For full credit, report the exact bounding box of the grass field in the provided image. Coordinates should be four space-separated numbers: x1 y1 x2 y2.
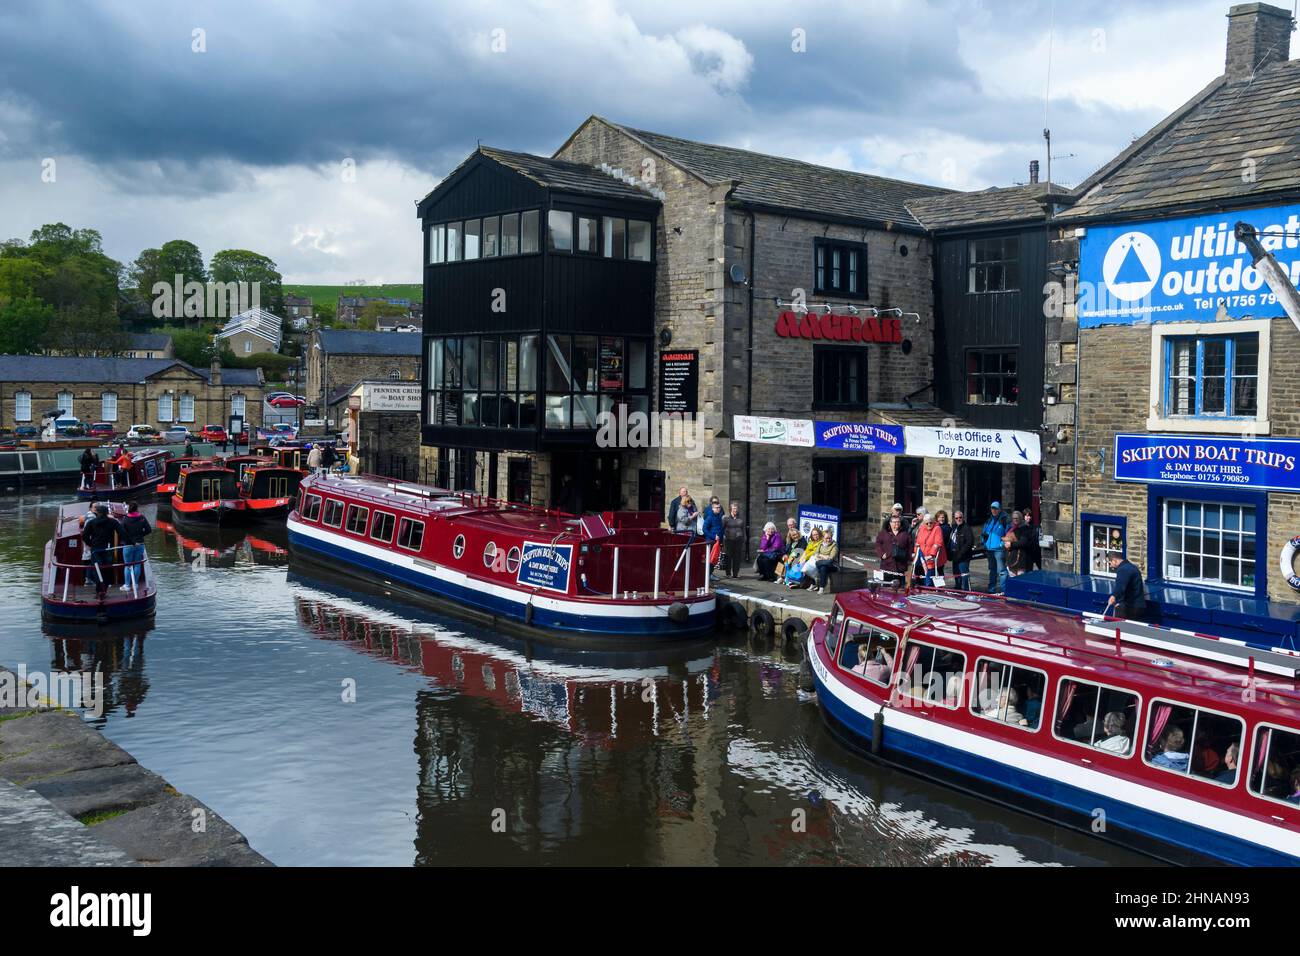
284 283 422 310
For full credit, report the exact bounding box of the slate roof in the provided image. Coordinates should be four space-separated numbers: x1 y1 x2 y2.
127 332 172 351
0 356 261 386
1067 58 1300 221
317 330 422 356
591 118 952 229
906 183 1071 232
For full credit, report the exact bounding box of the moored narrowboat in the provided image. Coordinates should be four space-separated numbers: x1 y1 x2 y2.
158 455 204 496
171 463 244 523
42 502 155 623
807 584 1300 866
240 464 305 521
76 449 171 501
286 474 715 641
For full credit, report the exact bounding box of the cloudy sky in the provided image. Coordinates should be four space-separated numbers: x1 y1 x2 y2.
0 0 1240 284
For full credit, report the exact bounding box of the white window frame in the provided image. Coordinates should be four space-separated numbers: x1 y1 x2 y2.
370 511 396 543
344 504 369 535
896 639 968 710
398 518 425 552
1247 721 1300 809
1049 675 1141 759
231 394 245 418
1088 522 1124 578
57 391 74 417
969 656 1050 734
158 392 174 422
14 391 31 422
1162 499 1256 592
100 391 118 422
836 621 896 689
301 493 322 522
179 392 195 423
321 498 344 528
1142 696 1245 789
1147 319 1271 435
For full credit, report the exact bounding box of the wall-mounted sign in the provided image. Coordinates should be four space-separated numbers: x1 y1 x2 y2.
1114 433 1300 493
360 382 420 412
815 421 904 453
733 415 815 447
516 542 573 593
658 350 699 414
767 480 797 503
599 339 624 391
798 504 841 543
1078 204 1300 326
775 310 902 343
903 426 1041 465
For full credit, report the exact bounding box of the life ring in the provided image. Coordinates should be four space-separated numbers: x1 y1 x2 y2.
720 601 748 631
781 617 809 646
750 607 775 637
1281 535 1300 592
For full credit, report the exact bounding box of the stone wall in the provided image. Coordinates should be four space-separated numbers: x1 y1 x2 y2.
0 371 263 430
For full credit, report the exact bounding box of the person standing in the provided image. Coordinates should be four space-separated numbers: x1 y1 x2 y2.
981 502 1010 593
666 486 688 531
702 499 725 572
81 503 124 598
914 512 947 587
881 502 904 534
119 499 152 592
1105 552 1147 621
722 502 745 579
875 513 912 584
934 509 952 580
1005 510 1031 577
79 448 98 491
949 510 975 590
321 443 338 474
307 443 323 476
755 521 783 581
674 494 699 534
183 438 195 457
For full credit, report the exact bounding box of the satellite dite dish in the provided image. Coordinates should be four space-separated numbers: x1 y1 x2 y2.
729 263 748 285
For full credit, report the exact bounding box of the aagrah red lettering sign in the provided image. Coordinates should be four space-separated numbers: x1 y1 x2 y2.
774 310 902 344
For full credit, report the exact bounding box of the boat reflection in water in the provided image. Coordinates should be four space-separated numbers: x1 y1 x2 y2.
41 618 153 723
153 517 289 568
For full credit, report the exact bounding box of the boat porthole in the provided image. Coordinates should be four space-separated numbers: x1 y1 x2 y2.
506 547 521 574
452 534 465 559
483 541 497 568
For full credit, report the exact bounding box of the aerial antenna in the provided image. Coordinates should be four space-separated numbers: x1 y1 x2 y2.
1043 0 1056 185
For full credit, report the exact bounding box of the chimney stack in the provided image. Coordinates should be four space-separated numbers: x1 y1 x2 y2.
1226 2 1294 81
210 357 222 387
1029 160 1040 185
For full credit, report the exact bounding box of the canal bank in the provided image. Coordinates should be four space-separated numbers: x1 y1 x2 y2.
0 665 270 866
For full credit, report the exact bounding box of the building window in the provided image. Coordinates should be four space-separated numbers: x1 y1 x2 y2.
446 221 462 262
463 218 481 260
426 333 547 429
812 346 867 408
14 391 31 422
813 457 870 519
1163 500 1256 591
602 217 626 258
1087 520 1125 577
101 392 117 422
521 210 539 254
57 391 74 417
179 392 195 422
576 216 597 254
158 392 173 422
428 224 445 264
813 240 866 297
1164 333 1257 418
965 349 1018 405
482 216 499 257
968 236 1019 293
548 210 573 252
244 339 252 353
231 394 245 418
627 220 652 261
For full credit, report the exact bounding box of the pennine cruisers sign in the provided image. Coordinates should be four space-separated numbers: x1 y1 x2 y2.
1114 433 1300 493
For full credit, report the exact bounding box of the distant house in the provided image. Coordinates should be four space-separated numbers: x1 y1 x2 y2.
283 294 314 322
306 329 421 406
216 307 283 356
122 332 174 359
336 294 420 327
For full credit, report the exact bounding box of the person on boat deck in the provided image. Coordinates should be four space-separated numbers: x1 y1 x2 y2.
82 503 125 599
307 443 323 476
853 643 894 683
1095 711 1132 754
874 514 912 582
948 510 975 590
722 502 745 579
981 686 1025 725
755 522 783 581
79 448 98 490
914 512 946 587
111 448 133 481
120 499 152 592
1105 551 1148 621
813 528 839 594
320 443 338 474
1213 742 1240 783
981 502 1011 594
1151 727 1191 770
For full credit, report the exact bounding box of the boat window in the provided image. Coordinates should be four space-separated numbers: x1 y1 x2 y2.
452 534 466 559
345 505 369 535
398 518 425 551
971 658 1047 732
370 512 395 543
322 499 344 528
1143 699 1244 786
897 640 967 709
1052 678 1139 758
301 493 322 522
824 606 843 658
838 621 898 688
1247 724 1300 807
483 541 498 568
506 546 521 574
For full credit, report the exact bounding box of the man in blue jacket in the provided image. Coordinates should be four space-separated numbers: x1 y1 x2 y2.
1105 552 1147 621
702 498 725 574
982 501 1010 593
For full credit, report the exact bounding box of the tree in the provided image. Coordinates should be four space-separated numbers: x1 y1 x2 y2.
43 304 127 356
163 326 219 367
210 249 282 315
1 223 121 317
158 240 206 285
313 301 336 326
358 301 407 331
0 296 53 354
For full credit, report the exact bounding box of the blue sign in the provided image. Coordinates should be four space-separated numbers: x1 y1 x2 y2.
1114 433 1300 493
516 542 574 593
1078 204 1300 326
814 421 904 453
797 505 841 543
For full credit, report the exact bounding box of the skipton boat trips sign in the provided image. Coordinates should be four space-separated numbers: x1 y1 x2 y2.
814 421 904 453
1077 203 1300 326
1114 433 1300 493
904 426 1042 465
516 542 574 593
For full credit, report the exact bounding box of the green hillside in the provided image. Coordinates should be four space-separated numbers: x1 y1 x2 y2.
285 283 422 309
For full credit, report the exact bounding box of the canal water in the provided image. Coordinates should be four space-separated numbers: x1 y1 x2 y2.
0 490 1147 866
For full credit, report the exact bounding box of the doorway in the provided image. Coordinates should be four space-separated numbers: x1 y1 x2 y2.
552 450 622 514
964 463 1003 523
638 468 665 517
507 458 531 505
893 457 923 516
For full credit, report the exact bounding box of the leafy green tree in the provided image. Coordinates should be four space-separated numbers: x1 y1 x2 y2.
162 325 219 367
43 304 127 356
0 223 121 316
158 240 206 285
0 296 53 354
358 301 407 331
210 249 282 315
313 301 336 326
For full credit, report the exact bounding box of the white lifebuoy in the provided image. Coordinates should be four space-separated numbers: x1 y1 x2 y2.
1281 535 1300 592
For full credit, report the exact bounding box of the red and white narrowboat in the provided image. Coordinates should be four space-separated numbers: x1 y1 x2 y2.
239 463 305 521
171 462 245 523
76 449 171 501
42 502 155 623
806 584 1300 865
287 474 716 640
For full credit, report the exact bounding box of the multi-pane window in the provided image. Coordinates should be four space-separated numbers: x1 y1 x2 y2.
1163 500 1256 590
1248 725 1300 806
813 240 866 297
896 641 968 709
542 333 651 429
1165 333 1258 418
431 209 643 262
179 392 195 422
322 499 344 528
427 334 542 430
971 658 1047 731
13 391 31 422
345 505 369 535
158 392 174 422
968 236 1019 293
966 349 1018 405
231 394 245 419
100 392 117 422
300 493 321 521
813 458 870 519
397 517 424 551
57 391 74 417
1052 678 1138 757
370 511 396 543
1088 521 1125 577
813 346 867 407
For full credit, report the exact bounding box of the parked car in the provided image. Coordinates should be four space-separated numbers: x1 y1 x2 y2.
14 425 39 439
87 422 116 439
199 424 228 443
161 425 192 443
54 417 85 437
268 394 306 409
126 424 160 441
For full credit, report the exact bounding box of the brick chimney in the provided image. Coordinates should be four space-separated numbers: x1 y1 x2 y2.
1029 160 1040 185
1226 2 1294 80
209 357 222 387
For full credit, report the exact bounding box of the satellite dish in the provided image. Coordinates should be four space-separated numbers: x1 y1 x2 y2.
729 264 748 285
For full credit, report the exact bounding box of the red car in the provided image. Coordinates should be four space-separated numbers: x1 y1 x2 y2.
199 424 228 443
87 422 116 439
267 395 306 409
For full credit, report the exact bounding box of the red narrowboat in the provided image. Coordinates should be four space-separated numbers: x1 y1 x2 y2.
806 583 1300 865
286 474 716 640
171 463 245 523
42 502 155 623
239 464 306 521
76 449 171 501
158 455 204 496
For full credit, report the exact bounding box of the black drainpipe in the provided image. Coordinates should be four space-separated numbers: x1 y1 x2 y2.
744 208 756 560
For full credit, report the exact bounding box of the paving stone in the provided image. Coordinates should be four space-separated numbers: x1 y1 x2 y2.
0 778 134 867
0 711 135 785
28 763 169 819
90 794 271 866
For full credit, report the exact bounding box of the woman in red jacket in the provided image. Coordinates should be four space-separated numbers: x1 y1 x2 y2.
914 511 947 587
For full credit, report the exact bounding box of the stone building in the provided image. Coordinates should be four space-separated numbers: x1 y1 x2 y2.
306 329 422 410
216 307 283 356
122 333 173 359
0 356 265 430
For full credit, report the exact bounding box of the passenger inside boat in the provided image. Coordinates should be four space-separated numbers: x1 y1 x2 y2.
1095 711 1132 754
1150 727 1190 771
974 662 1044 728
1145 703 1244 784
1251 727 1300 800
840 623 896 687
1052 679 1139 755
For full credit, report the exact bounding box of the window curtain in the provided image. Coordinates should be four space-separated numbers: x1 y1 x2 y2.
1054 682 1078 733
1147 703 1172 757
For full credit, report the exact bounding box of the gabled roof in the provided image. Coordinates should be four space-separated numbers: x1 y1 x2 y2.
906 183 1071 232
0 356 260 387
216 307 283 348
126 332 172 352
316 329 423 357
575 117 953 230
1066 59 1300 221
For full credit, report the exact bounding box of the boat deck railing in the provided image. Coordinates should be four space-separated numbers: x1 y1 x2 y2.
43 543 154 604
857 585 1300 709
